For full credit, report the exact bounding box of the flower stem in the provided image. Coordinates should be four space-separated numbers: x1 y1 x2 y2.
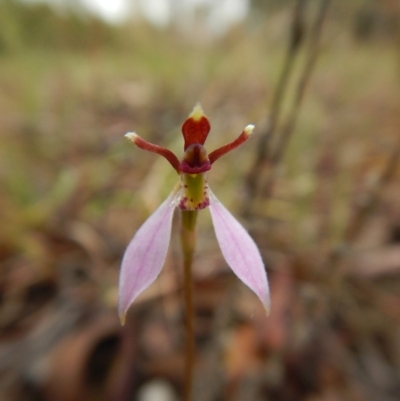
180 210 197 401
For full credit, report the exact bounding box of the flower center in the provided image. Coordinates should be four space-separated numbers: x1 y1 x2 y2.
179 144 211 174
176 172 210 211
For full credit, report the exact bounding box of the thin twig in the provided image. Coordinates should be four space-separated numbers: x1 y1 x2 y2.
271 0 331 164
260 0 332 198
244 0 331 214
244 0 308 208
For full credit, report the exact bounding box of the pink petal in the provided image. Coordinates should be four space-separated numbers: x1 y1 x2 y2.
209 194 270 313
118 194 176 324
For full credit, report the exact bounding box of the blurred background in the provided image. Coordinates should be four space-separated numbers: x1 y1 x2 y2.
1 0 400 400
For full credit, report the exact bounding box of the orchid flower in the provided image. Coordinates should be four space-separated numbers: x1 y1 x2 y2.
119 104 270 324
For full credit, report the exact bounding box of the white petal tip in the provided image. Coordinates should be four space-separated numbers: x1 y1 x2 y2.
244 124 255 136
119 313 126 326
125 132 138 142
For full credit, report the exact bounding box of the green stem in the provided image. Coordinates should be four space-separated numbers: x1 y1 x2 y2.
180 210 197 401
